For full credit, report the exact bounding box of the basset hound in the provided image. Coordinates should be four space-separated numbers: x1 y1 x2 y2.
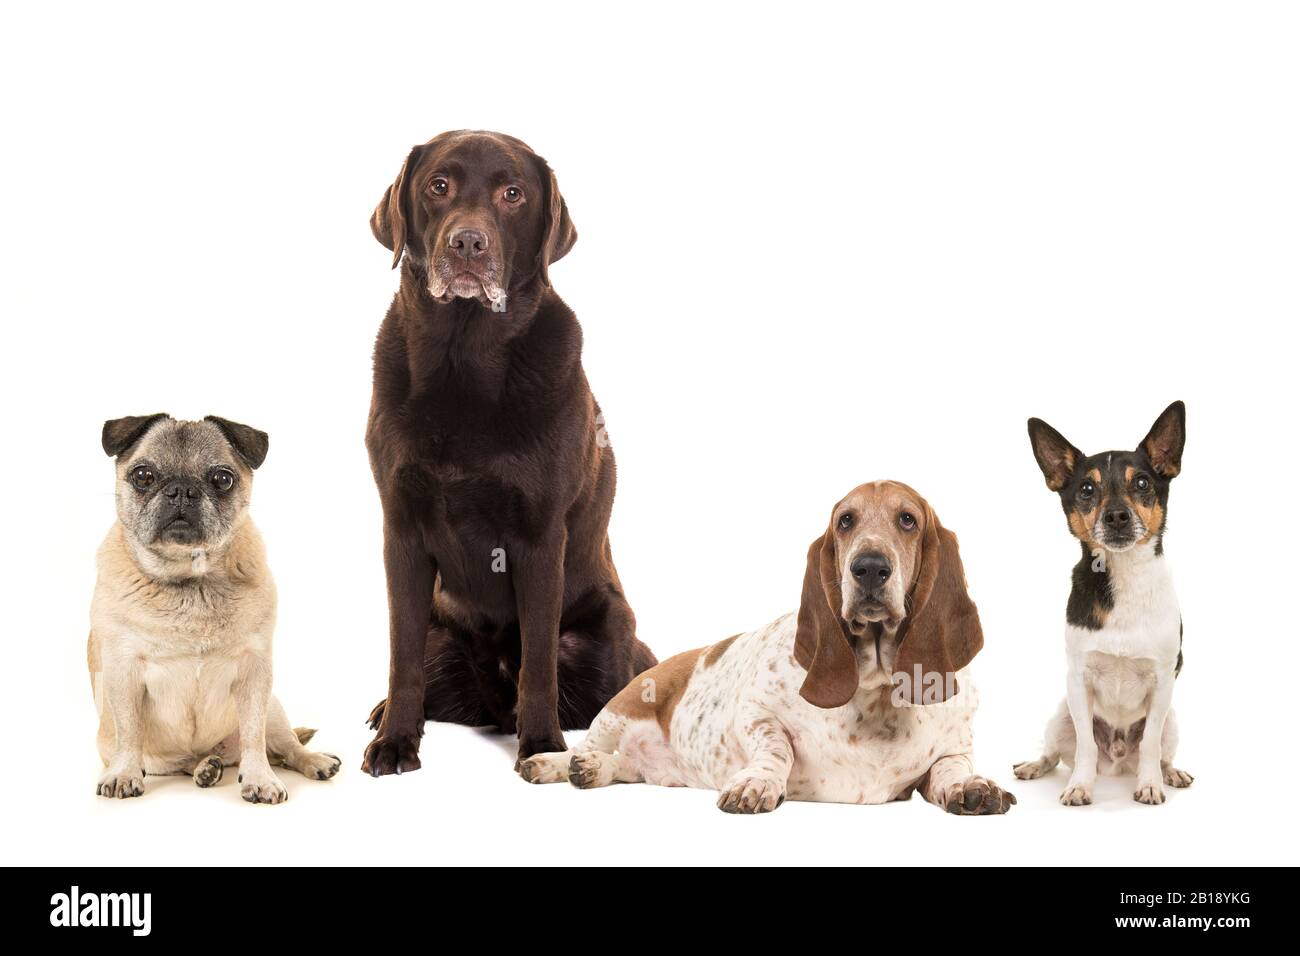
519 481 1016 814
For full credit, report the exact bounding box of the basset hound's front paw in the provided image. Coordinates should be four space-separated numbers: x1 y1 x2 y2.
1163 765 1194 788
1134 780 1166 805
944 775 1016 815
717 772 786 814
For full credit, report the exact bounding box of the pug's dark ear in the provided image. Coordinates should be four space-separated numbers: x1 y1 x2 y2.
102 414 169 458
536 158 577 287
371 145 424 270
204 416 269 470
1028 417 1083 491
793 531 858 709
1141 400 1186 479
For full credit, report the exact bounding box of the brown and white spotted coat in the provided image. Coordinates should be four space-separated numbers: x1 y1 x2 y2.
519 482 1015 815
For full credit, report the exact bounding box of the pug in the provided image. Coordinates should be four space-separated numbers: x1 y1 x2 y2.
89 414 341 803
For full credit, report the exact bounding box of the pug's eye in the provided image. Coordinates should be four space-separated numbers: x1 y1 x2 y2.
130 466 154 491
1079 480 1095 499
211 469 235 493
898 512 917 531
428 177 449 197
1134 474 1151 492
836 513 855 532
502 186 523 204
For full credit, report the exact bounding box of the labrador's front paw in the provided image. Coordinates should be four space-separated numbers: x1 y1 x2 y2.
96 766 144 799
945 775 1016 815
292 751 341 781
362 732 422 777
239 766 288 805
717 772 786 814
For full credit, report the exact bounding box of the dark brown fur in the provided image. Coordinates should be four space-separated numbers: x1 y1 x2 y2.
361 131 656 775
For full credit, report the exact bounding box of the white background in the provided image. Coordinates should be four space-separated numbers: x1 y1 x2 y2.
2 1 1297 866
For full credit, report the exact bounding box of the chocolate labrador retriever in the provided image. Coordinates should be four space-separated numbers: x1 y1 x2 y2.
362 130 656 775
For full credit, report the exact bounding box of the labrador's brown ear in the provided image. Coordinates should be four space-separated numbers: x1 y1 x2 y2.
1028 417 1082 491
893 504 983 704
536 159 576 287
204 416 269 470
1140 400 1186 479
102 413 169 458
794 532 858 709
370 145 424 269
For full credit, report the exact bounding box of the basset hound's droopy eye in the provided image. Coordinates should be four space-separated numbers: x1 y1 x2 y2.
836 513 855 533
898 511 917 531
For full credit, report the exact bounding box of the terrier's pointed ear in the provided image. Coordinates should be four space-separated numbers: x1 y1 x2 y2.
102 414 169 458
204 416 269 470
536 158 576 288
371 145 424 270
1141 401 1186 479
1028 417 1083 491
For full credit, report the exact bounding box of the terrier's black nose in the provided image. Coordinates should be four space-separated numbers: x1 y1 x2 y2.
1103 508 1132 527
448 228 489 259
850 552 891 585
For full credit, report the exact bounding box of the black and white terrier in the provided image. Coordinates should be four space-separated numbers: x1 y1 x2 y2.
1014 401 1193 806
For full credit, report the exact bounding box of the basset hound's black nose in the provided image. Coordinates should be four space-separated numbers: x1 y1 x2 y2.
850 552 891 585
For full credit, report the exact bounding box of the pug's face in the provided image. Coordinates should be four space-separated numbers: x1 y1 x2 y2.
103 414 268 560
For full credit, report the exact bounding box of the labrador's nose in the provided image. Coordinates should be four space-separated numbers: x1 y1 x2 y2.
850 552 891 586
448 228 489 260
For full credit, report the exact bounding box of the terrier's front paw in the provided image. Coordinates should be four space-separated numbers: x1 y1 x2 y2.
239 767 288 805
1134 780 1166 805
96 767 144 799
1163 765 1194 788
1060 781 1093 806
1013 758 1055 780
944 775 1017 815
193 755 224 788
362 732 421 777
717 773 786 814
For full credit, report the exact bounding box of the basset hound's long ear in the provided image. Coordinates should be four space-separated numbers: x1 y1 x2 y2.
893 503 983 704
370 145 424 270
794 531 859 709
101 413 169 458
536 157 576 288
1028 417 1082 491
1140 400 1185 479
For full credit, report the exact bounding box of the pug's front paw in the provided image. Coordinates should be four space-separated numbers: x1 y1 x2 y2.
239 766 288 805
96 767 144 799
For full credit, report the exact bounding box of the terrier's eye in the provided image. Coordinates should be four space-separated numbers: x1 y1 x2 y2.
836 513 855 532
898 512 917 531
428 177 449 196
130 466 154 491
503 186 523 204
1134 474 1151 492
211 469 235 493
1079 480 1095 499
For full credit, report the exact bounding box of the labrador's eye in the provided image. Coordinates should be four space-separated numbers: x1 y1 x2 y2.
837 513 855 532
211 469 235 493
898 512 917 531
503 186 523 204
130 466 154 491
428 177 449 196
